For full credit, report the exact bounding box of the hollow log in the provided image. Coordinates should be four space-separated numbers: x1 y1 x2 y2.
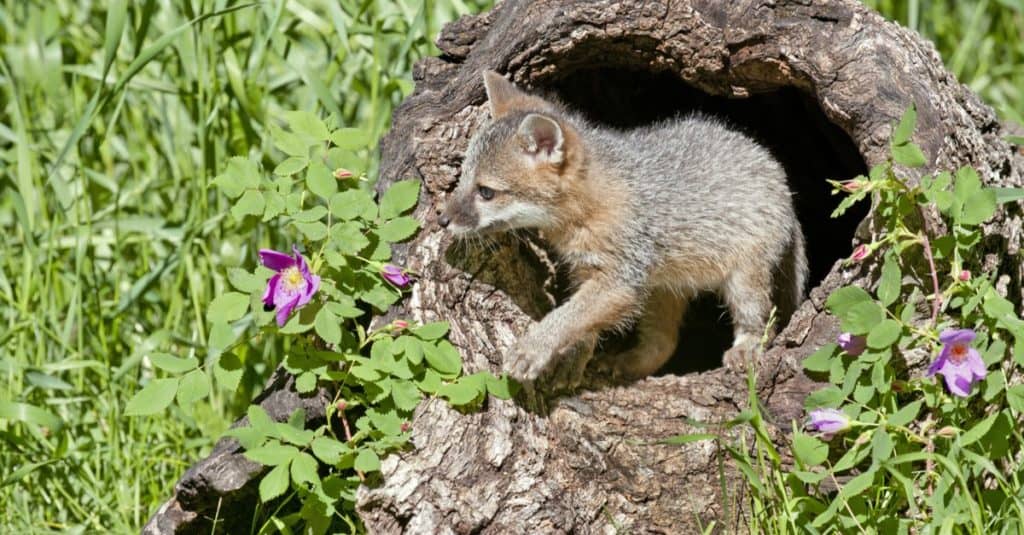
146 0 1024 533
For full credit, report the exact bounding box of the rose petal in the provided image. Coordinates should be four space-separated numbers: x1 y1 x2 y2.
297 275 321 308
276 294 302 327
263 273 282 306
260 249 295 270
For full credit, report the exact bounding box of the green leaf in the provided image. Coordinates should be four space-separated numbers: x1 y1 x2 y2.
359 285 400 312
124 378 179 416
271 123 310 157
892 142 926 167
390 380 422 411
422 341 462 377
887 399 922 427
892 105 916 146
793 432 828 466
290 452 320 486
259 463 290 502
485 373 518 400
228 268 265 293
993 187 1024 204
274 156 308 176
284 111 330 141
353 449 380 473
0 401 62 430
392 335 423 365
306 161 336 199
263 190 285 222
329 221 370 255
412 321 449 341
377 216 419 243
214 157 260 198
803 343 837 374
959 189 997 226
295 371 317 394
867 319 901 349
311 437 350 465
379 180 421 219
277 421 315 447
871 428 894 464
804 386 844 410
231 190 265 220
330 127 372 150
214 352 244 392
877 255 901 306
245 444 300 466
247 405 277 437
149 353 198 373
660 433 717 445
1006 385 1024 413
841 301 884 335
176 369 210 405
329 189 375 220
292 206 328 223
314 308 341 345
957 412 998 447
207 292 250 323
826 286 873 318
294 221 328 241
438 379 483 406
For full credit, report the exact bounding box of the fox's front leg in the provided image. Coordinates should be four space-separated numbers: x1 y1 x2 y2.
509 278 639 382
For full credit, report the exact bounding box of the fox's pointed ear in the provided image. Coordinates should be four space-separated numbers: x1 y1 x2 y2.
483 70 523 119
517 113 564 166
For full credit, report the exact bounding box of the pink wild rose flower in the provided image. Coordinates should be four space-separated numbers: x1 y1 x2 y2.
260 246 321 327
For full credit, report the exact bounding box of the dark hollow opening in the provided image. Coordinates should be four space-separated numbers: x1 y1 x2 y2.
542 68 869 375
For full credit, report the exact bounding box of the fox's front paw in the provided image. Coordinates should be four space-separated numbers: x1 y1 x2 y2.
722 334 761 372
507 336 556 382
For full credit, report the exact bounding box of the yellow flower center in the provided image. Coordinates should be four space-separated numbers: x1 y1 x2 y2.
282 266 305 291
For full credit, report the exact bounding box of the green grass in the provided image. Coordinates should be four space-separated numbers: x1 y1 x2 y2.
0 0 1018 532
0 1 490 530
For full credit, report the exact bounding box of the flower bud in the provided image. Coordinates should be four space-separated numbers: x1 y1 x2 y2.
392 320 409 331
333 168 353 179
936 426 958 439
400 421 411 433
841 180 861 192
851 244 870 262
958 270 971 282
336 400 347 412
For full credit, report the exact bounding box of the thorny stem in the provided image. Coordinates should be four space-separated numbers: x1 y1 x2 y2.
917 206 942 326
338 409 365 482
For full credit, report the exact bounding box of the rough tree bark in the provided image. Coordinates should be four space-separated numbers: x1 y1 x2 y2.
146 0 1024 533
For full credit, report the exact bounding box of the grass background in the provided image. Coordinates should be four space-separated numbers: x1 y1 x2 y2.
0 0 1019 531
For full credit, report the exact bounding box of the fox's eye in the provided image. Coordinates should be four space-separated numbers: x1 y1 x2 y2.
477 185 495 201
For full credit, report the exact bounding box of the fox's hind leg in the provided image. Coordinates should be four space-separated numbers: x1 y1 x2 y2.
721 263 773 370
615 288 687 378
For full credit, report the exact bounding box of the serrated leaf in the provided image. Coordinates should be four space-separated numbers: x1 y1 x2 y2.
959 189 997 226
892 106 917 146
314 308 341 345
353 449 380 473
149 353 198 373
277 421 315 447
390 380 422 411
207 292 250 323
793 432 828 466
841 301 884 335
292 206 328 223
803 343 837 374
360 285 400 311
804 386 844 410
263 190 285 221
176 369 210 405
214 157 260 198
330 127 372 150
228 268 265 293
247 405 277 437
892 142 926 167
379 180 421 219
306 161 336 199
826 286 873 317
295 371 317 393
485 373 518 400
377 216 419 243
245 444 300 466
867 319 901 349
877 255 901 306
124 378 179 416
412 321 449 341
274 156 308 176
994 187 1024 204
231 190 265 220
871 428 894 464
392 335 423 365
290 452 320 486
329 189 375 220
887 399 922 427
271 123 310 157
422 341 462 377
284 110 330 141
330 221 370 255
258 463 290 502
214 352 244 392
294 221 328 241
311 437 350 465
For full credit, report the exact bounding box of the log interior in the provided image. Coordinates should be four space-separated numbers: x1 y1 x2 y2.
538 67 869 373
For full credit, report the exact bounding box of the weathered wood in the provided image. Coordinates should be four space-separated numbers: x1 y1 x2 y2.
146 0 1024 532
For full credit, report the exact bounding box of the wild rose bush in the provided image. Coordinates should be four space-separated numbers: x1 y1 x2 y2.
125 111 513 530
679 108 1024 532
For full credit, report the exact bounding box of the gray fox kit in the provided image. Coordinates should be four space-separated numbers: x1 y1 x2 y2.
440 71 807 381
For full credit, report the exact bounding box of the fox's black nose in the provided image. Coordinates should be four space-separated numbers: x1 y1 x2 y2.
438 214 450 228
